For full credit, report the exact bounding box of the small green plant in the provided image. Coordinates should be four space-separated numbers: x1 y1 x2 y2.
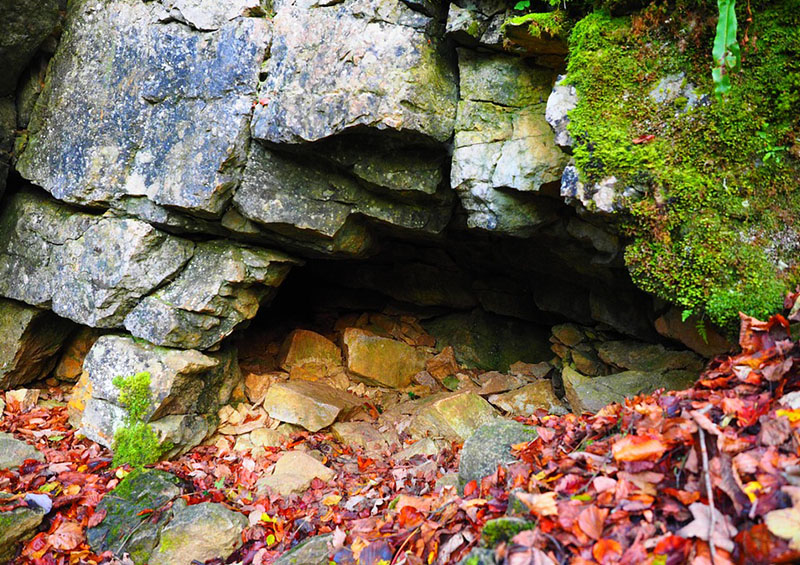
712 0 741 97
112 371 166 469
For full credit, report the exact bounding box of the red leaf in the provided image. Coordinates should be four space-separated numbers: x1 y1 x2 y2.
632 134 655 144
578 505 608 540
592 538 622 564
612 434 667 462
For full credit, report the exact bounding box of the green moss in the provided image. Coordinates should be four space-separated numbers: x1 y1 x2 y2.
565 3 800 332
506 10 573 40
480 517 536 546
112 372 170 468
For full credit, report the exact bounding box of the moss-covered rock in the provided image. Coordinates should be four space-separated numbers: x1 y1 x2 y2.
273 533 333 565
481 517 536 546
0 493 46 562
458 419 536 490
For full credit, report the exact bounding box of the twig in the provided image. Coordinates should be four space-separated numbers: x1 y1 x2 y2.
694 406 717 565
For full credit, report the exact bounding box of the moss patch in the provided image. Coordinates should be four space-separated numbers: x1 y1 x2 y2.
565 2 800 331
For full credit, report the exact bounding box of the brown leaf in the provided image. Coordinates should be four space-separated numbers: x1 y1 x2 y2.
675 502 736 552
515 492 558 517
48 521 84 551
577 505 608 540
612 434 667 462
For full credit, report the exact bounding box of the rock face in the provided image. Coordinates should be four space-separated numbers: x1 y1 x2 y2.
69 335 238 452
0 0 59 96
0 493 46 563
0 298 74 389
17 0 269 216
251 0 457 144
0 190 294 349
451 50 568 236
458 420 536 489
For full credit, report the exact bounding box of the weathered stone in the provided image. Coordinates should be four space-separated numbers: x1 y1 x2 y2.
0 432 44 470
54 327 104 382
648 73 705 112
249 427 287 448
0 190 195 328
566 217 619 255
70 335 238 451
408 391 497 442
423 309 551 372
426 346 460 380
0 396 5 422
331 422 389 456
5 389 39 412
482 517 535 546
150 414 214 459
343 328 430 388
280 330 342 376
551 323 584 347
262 380 361 432
17 0 269 216
654 307 733 358
395 438 441 460
0 298 74 389
458 420 535 489
502 15 569 59
124 241 296 349
152 500 246 565
477 372 526 395
597 341 704 373
487 382 567 416
571 348 607 376
0 97 14 198
252 0 457 144
0 493 46 563
0 0 59 96
273 534 332 565
88 470 182 564
451 50 568 236
561 164 644 215
545 75 577 148
562 366 697 413
235 144 451 257
445 0 506 49
257 451 335 496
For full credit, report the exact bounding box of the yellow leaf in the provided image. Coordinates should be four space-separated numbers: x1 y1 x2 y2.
743 481 763 503
322 494 342 506
64 484 81 496
776 409 800 423
765 486 800 550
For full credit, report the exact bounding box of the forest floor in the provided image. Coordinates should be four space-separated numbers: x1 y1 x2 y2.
1 310 800 565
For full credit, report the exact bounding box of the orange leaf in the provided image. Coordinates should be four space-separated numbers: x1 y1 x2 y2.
48 521 84 551
611 434 667 462
592 538 622 564
578 505 608 540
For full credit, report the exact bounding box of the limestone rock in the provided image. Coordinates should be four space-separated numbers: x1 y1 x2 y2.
124 241 296 349
561 164 644 216
0 432 44 470
343 328 430 388
87 469 182 564
70 335 238 451
395 438 441 460
17 0 269 216
426 346 460 380
423 309 551 372
654 308 733 358
562 366 697 413
0 493 46 563
280 330 342 376
445 0 507 49
545 75 578 148
0 298 74 389
551 323 585 347
152 501 246 565
451 50 568 236
249 427 287 448
487 382 567 416
251 0 457 144
458 420 535 489
408 391 497 442
0 97 14 198
235 144 451 257
477 372 526 395
0 0 59 96
257 451 335 496
596 341 704 373
0 190 195 329
262 380 361 432
273 534 332 565
54 327 104 382
331 422 390 456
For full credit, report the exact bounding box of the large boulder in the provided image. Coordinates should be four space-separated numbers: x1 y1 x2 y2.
0 298 74 389
0 493 46 563
256 451 336 496
69 335 239 452
487 381 568 416
458 420 535 489
280 329 343 375
88 469 183 564
261 380 362 432
0 432 44 470
16 0 269 216
408 391 497 441
0 0 60 96
273 534 333 565
451 50 568 236
151 501 247 565
251 0 457 144
343 328 430 388
0 190 294 348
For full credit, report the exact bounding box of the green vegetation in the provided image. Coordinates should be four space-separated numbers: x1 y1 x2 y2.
112 372 168 468
561 1 800 332
506 10 573 39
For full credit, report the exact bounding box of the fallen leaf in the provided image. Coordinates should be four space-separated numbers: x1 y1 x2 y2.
675 503 737 552
48 521 84 551
578 505 608 540
764 487 800 550
592 538 622 564
515 491 558 517
612 434 668 462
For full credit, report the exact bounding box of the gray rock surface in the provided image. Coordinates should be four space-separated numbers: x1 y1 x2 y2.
251 0 457 144
0 97 14 198
0 432 44 470
545 75 577 148
0 493 46 563
0 298 74 389
0 190 294 348
451 50 568 236
17 0 269 215
0 0 60 96
596 340 703 373
70 335 238 450
273 533 333 565
446 0 507 49
458 420 535 490
87 469 182 564
152 500 247 564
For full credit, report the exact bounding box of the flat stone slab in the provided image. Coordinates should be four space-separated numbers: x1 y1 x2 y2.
343 328 430 388
257 451 335 496
0 432 44 470
262 380 362 432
